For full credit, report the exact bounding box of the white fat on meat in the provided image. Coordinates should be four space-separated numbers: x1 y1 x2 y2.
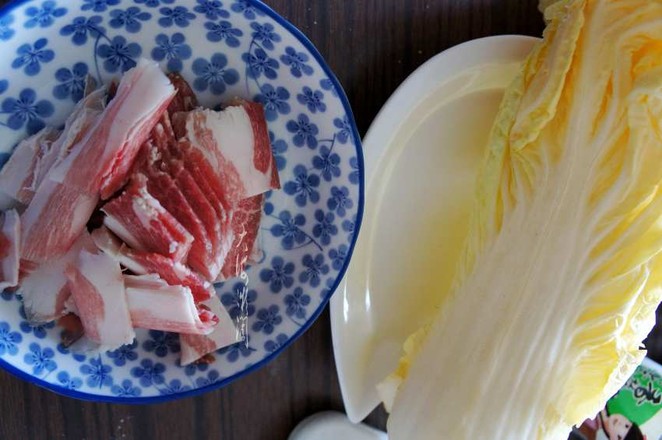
40 87 107 180
65 250 135 350
179 103 278 204
124 274 217 335
0 127 61 210
20 231 96 323
91 226 145 273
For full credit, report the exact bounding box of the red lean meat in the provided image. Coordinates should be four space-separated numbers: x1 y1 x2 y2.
0 210 20 291
102 173 193 262
124 274 218 335
180 294 239 366
65 250 134 349
168 160 226 278
138 141 221 280
20 231 96 323
171 140 234 271
220 194 264 280
21 60 174 263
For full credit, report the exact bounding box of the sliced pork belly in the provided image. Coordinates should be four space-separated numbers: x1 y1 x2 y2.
0 210 20 291
220 194 264 280
17 89 105 262
20 231 96 323
21 61 174 262
122 251 211 303
141 155 218 280
49 59 175 200
167 160 224 279
0 127 61 209
124 274 217 335
180 293 239 366
65 249 134 349
137 131 221 279
91 227 211 303
20 179 98 263
171 140 232 222
172 102 279 205
102 173 193 262
39 87 107 183
172 140 235 264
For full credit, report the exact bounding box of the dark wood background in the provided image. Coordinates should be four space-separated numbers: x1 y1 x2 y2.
1 1 661 439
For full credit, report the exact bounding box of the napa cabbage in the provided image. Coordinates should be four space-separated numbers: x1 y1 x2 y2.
381 1 662 438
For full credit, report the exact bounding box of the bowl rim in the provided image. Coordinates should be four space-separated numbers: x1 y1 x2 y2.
0 0 365 404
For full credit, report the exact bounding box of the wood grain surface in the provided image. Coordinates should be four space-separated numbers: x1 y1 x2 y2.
0 1 659 439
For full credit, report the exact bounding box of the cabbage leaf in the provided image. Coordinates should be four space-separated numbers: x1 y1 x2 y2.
383 1 662 438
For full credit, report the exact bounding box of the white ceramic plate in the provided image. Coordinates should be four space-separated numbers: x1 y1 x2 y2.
330 35 539 423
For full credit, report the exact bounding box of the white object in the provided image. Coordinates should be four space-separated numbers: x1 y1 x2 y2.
330 35 539 423
289 412 387 440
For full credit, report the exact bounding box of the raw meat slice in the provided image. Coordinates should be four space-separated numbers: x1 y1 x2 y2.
171 140 235 266
124 274 218 334
91 227 211 302
20 231 96 323
49 59 175 200
21 60 174 262
167 160 224 279
122 252 211 303
180 294 239 366
220 194 264 280
20 178 98 263
65 249 134 349
173 102 279 204
0 127 61 208
39 87 107 182
167 72 198 116
172 140 231 218
102 173 193 262
0 210 20 290
15 88 104 252
142 158 218 280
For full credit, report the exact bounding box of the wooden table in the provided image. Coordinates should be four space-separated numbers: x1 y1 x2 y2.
0 1 660 439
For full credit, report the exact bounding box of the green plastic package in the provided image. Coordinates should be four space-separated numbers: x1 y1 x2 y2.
575 358 662 440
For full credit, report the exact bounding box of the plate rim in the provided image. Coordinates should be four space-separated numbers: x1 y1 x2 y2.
0 0 365 404
330 34 539 422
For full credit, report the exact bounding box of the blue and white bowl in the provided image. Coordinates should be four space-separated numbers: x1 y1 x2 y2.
0 0 363 402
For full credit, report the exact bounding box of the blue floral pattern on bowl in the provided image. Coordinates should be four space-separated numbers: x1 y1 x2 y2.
0 0 363 403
